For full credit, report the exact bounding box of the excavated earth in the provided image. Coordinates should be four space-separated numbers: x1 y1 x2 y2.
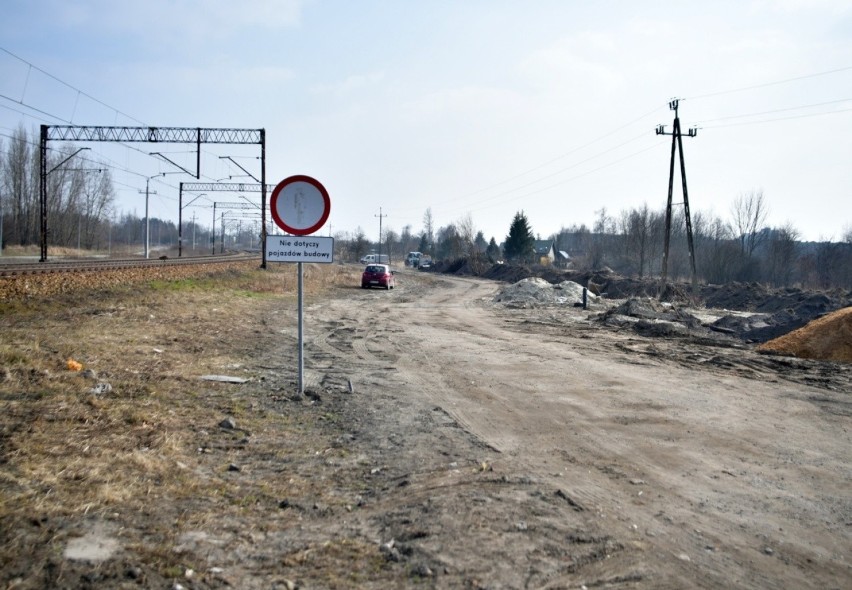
1 263 850 589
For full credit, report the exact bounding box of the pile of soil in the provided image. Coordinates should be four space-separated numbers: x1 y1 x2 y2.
709 311 796 343
757 307 852 363
597 297 710 339
493 278 592 307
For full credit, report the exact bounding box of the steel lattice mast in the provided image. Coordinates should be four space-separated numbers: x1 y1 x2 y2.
39 125 268 267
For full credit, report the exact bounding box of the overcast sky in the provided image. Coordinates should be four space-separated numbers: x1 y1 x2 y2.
1 0 850 244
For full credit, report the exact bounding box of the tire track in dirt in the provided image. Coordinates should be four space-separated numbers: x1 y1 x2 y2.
292 268 850 588
303 274 649 587
361 270 851 589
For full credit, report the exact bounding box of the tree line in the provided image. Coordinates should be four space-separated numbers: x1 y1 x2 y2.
334 196 852 291
0 126 222 255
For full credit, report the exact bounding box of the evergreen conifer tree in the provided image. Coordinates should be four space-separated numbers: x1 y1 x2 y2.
503 211 535 262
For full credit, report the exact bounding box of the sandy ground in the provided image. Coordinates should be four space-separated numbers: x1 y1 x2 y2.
292 268 851 588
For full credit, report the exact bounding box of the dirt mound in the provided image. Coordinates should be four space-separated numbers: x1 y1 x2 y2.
597 297 706 338
482 262 535 283
700 282 848 315
757 307 852 363
709 310 800 343
428 255 492 276
494 277 592 307
701 282 772 310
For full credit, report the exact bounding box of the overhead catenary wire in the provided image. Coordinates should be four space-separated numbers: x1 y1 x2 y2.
0 50 250 204
0 47 148 126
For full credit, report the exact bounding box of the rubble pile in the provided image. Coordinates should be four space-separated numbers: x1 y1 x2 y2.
494 278 594 307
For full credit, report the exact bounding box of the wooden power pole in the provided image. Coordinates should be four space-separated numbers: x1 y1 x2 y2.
656 98 698 293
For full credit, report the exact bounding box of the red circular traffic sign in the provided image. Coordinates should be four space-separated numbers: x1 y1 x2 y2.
269 175 331 236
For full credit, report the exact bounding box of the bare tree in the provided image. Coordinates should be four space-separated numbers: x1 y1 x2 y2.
730 190 769 256
456 213 476 255
352 226 368 261
400 224 415 254
589 208 614 270
626 203 652 277
764 222 800 287
436 223 462 260
422 208 435 251
696 213 735 284
385 227 399 264
1 125 37 245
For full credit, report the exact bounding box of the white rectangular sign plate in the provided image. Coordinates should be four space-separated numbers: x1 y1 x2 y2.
267 235 334 263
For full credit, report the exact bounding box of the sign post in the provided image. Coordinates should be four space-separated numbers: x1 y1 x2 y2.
268 175 332 395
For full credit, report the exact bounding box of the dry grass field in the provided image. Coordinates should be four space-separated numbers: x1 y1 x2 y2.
1 262 376 589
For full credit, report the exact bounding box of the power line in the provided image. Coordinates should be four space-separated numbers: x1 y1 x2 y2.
450 103 666 203
684 65 852 101
393 104 666 217
701 106 852 129
427 68 851 221
0 101 56 124
697 98 852 124
433 131 655 216
437 140 664 218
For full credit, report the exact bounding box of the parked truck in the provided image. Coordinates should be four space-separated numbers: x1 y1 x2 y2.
405 252 422 267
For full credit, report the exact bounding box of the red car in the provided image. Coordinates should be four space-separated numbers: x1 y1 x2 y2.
361 264 395 289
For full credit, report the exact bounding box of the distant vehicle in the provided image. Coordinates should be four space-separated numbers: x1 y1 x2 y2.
405 251 422 267
361 264 395 289
418 255 433 269
360 254 389 264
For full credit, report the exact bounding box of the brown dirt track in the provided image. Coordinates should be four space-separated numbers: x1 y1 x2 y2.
1 263 850 589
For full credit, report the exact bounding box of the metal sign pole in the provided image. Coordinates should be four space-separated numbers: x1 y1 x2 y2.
267 175 331 398
298 261 304 395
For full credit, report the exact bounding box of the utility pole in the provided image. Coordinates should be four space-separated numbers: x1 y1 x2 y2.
656 98 698 292
375 207 387 261
212 203 217 255
192 212 196 250
139 174 160 259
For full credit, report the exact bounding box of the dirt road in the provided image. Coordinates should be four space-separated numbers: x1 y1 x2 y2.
296 268 850 588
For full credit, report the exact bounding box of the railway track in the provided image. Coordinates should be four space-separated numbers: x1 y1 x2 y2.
0 252 259 277
0 252 263 300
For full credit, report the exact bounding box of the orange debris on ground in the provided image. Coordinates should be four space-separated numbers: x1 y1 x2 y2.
757 306 852 363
